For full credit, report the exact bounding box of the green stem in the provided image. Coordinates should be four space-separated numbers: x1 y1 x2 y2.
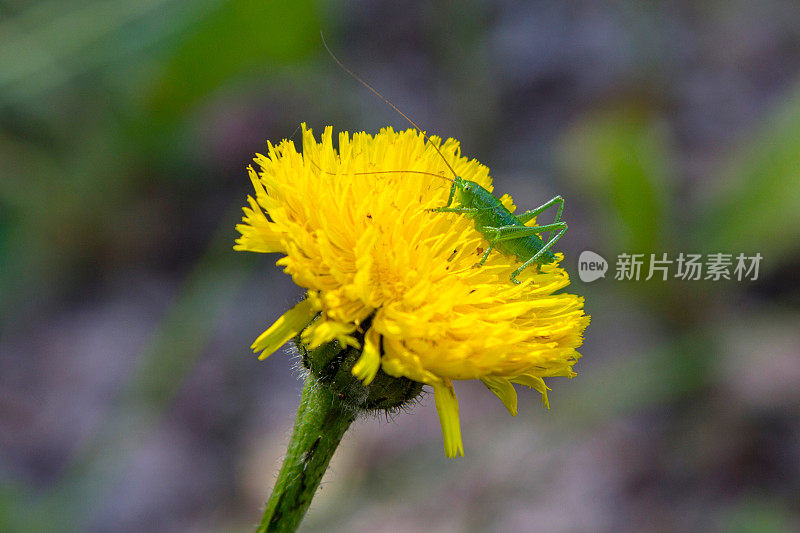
257 374 356 533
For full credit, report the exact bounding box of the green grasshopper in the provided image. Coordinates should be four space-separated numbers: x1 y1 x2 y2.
430 177 566 283
322 35 567 284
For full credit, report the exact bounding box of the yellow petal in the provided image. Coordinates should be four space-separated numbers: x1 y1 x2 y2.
233 167 286 253
498 193 516 213
511 374 551 409
352 327 381 385
302 319 358 350
252 299 315 360
233 195 284 253
433 381 464 458
481 377 518 416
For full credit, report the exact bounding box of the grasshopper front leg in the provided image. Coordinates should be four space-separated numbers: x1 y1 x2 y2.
475 226 500 266
429 207 482 214
435 181 457 209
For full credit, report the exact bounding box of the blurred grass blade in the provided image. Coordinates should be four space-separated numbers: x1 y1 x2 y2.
698 83 800 267
0 0 220 106
145 0 319 126
559 106 673 253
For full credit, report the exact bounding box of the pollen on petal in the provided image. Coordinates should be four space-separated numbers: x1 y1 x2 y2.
434 381 464 458
251 299 315 360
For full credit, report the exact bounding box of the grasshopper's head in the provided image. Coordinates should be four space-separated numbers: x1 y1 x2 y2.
452 176 481 205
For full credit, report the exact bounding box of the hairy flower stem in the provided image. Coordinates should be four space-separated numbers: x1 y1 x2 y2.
257 374 356 533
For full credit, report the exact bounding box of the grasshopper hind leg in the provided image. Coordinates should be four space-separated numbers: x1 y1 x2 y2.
509 222 567 284
517 195 564 225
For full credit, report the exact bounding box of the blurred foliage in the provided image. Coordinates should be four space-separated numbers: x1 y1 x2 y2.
724 497 798 533
2 1 800 531
145 0 318 127
699 81 800 267
559 106 674 255
1 1 318 530
0 0 219 109
559 82 800 275
0 0 319 322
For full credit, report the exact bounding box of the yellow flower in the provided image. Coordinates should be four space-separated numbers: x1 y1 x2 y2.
235 124 589 457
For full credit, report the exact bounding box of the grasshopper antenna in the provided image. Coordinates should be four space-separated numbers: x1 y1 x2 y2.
286 124 301 143
320 31 460 180
308 156 453 183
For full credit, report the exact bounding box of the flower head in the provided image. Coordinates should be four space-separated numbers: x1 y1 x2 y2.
236 124 589 457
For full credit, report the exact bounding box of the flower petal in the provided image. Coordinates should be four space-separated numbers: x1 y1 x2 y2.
251 299 315 360
498 193 516 213
481 377 518 416
433 380 464 458
302 319 358 350
511 374 551 409
234 168 286 253
352 327 381 385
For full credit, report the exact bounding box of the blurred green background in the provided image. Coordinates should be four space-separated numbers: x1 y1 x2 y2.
1 1 799 531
